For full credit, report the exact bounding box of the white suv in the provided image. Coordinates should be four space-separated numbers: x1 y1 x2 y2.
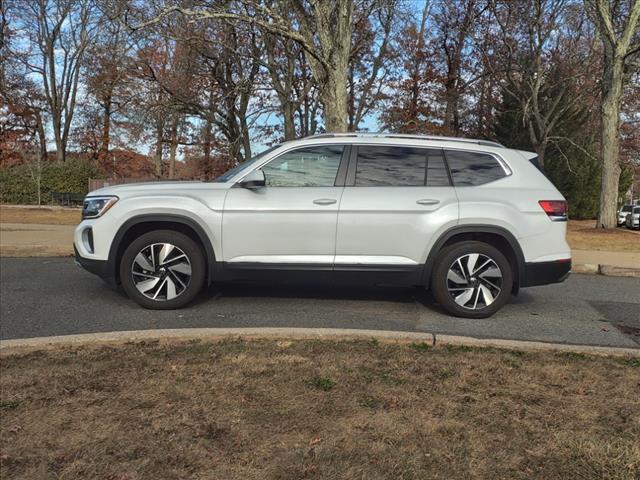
74 133 571 318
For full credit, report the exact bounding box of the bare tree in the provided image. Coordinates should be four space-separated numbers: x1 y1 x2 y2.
585 0 640 228
492 0 597 166
117 0 400 133
12 0 96 162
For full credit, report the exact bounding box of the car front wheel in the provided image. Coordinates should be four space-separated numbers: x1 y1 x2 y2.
431 241 513 319
119 230 205 309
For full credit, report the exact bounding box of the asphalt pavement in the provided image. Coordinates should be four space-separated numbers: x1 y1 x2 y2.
0 257 638 347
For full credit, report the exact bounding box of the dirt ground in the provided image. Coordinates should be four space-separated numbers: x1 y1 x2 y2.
0 206 81 225
567 219 640 253
1 339 638 480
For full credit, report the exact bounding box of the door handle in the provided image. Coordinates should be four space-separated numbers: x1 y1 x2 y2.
313 198 337 205
416 199 440 206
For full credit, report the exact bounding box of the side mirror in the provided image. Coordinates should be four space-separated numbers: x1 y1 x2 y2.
238 169 265 189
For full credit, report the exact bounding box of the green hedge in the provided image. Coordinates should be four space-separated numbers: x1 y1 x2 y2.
0 159 98 205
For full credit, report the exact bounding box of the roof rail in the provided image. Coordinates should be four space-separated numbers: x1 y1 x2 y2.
304 132 504 148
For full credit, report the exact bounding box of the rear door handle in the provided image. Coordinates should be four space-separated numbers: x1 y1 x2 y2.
313 198 337 205
416 199 440 206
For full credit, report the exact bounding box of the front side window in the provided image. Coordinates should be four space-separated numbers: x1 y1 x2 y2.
445 150 507 186
355 146 427 186
261 145 344 187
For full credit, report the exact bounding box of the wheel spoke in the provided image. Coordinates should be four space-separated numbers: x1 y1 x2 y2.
135 252 154 271
159 243 175 264
479 284 495 306
471 258 492 276
163 253 187 266
447 268 467 284
454 288 474 307
480 266 502 278
465 253 479 276
136 277 161 293
165 276 177 300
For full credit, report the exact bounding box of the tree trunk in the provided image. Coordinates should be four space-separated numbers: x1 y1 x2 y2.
100 99 111 158
320 68 349 132
282 101 296 140
35 112 47 162
597 55 624 229
203 117 212 179
168 119 179 180
154 124 163 178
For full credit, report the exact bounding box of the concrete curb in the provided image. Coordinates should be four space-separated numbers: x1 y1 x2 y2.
573 264 640 277
1 328 638 357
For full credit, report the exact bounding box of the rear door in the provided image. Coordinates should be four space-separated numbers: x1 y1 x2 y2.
334 145 458 272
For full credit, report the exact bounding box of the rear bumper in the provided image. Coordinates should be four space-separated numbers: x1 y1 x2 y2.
74 244 116 286
521 259 571 287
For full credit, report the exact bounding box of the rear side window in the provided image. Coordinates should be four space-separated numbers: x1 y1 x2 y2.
445 150 507 186
355 146 426 186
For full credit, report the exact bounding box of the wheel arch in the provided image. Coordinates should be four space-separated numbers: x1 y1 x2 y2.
422 225 525 293
107 214 217 286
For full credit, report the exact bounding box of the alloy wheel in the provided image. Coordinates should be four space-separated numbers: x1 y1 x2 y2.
131 243 192 301
446 253 503 310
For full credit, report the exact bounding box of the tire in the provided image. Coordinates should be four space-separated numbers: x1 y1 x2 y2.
119 230 206 309
430 241 513 319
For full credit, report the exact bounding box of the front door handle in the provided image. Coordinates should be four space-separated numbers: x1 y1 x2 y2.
416 199 440 206
313 198 337 205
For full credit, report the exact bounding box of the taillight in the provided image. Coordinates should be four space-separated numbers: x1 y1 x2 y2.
539 200 568 221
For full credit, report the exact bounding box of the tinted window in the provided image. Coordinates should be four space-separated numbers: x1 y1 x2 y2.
261 145 343 187
355 146 426 186
426 151 450 186
634 207 640 213
445 150 507 186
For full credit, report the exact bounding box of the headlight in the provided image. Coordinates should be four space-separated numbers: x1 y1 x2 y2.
82 196 118 219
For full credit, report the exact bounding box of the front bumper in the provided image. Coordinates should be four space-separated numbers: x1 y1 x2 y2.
521 259 571 287
74 244 116 286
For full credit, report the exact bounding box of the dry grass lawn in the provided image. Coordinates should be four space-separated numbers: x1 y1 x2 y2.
567 220 640 253
1 339 639 480
0 206 80 225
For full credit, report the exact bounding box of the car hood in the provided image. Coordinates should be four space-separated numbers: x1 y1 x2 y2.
87 180 230 197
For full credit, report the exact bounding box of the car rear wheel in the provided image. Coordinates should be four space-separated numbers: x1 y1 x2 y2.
120 230 205 309
431 241 513 318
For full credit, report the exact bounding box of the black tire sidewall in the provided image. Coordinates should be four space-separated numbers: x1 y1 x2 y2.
119 230 206 310
431 241 513 319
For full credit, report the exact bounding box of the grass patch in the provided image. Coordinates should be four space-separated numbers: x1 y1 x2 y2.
410 341 432 352
358 395 382 409
307 376 336 391
1 339 639 479
620 357 640 368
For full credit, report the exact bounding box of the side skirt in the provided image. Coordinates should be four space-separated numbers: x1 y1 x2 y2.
217 262 424 287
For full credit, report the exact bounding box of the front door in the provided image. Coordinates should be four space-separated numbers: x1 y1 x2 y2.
222 144 348 268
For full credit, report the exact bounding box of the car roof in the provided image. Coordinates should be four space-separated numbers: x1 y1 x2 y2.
293 132 505 149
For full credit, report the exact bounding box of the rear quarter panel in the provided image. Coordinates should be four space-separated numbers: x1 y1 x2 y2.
454 149 571 263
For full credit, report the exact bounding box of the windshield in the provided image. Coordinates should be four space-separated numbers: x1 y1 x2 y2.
621 205 632 212
213 146 280 182
634 207 640 213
